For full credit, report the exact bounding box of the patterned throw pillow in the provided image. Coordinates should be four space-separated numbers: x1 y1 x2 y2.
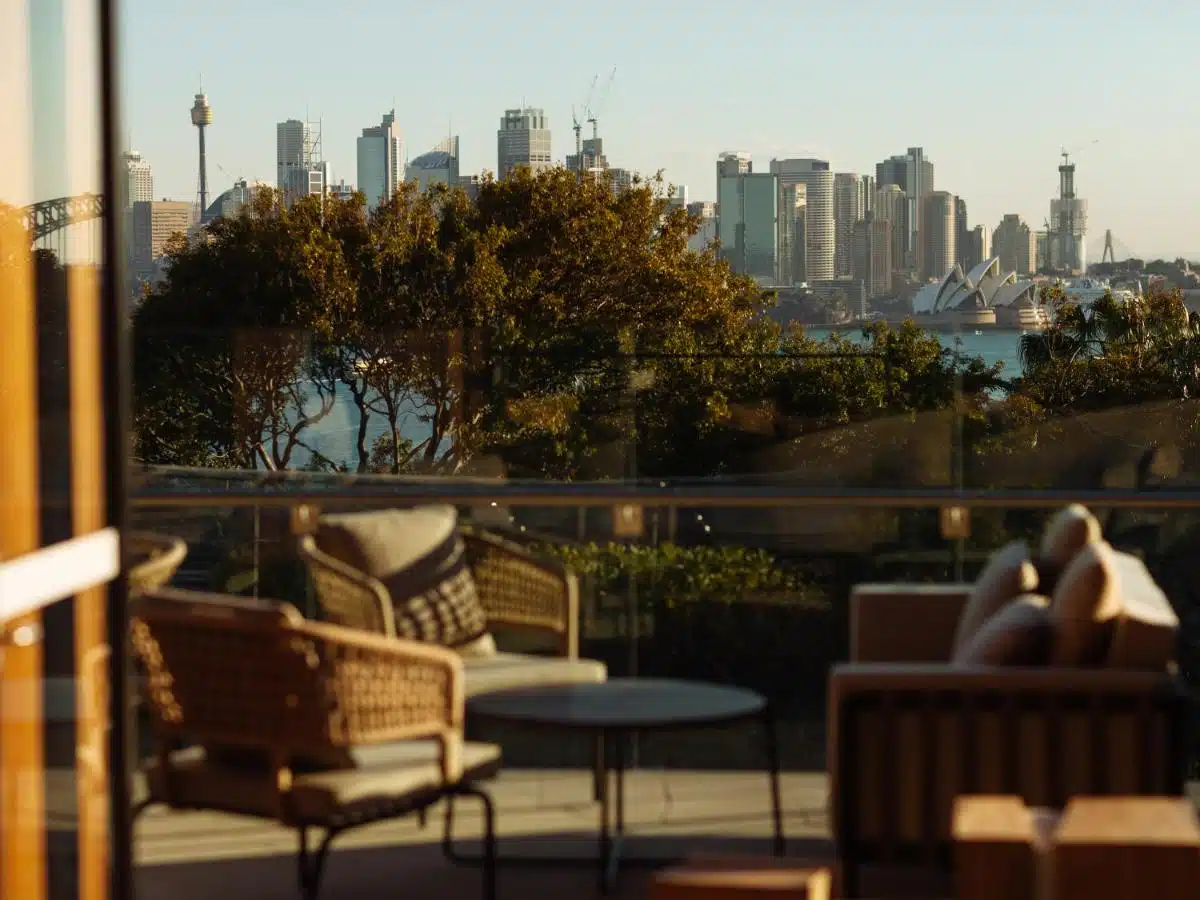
388 537 489 648
316 507 491 650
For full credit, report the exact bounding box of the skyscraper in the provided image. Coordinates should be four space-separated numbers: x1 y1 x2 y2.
497 108 551 179
769 158 834 281
778 183 807 285
993 214 1038 275
834 172 865 278
716 156 778 285
277 118 327 208
356 110 401 210
875 147 934 271
921 191 956 279
122 149 153 208
852 213 892 300
1050 154 1088 273
873 184 907 275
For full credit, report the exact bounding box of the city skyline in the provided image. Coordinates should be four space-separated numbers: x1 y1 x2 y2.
119 0 1200 258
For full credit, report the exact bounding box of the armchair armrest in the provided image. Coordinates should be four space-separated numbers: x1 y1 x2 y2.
295 620 466 780
461 529 580 659
851 583 971 662
298 535 396 636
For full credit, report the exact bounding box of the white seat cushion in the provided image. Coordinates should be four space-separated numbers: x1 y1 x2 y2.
463 652 607 697
145 739 501 825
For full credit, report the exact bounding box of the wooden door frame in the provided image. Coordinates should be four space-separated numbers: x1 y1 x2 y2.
97 0 135 898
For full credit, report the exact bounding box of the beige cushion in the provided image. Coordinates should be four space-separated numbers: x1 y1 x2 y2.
953 542 1039 656
952 594 1054 666
317 507 489 648
317 507 458 586
145 740 502 825
1041 504 1103 570
1105 553 1178 670
463 652 607 697
1049 541 1120 665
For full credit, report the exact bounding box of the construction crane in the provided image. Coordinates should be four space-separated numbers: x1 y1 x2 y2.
1061 138 1099 167
586 66 617 145
571 75 599 172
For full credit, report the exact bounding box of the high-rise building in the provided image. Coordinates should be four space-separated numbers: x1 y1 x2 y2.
993 213 1038 275
965 225 990 271
876 147 934 270
566 137 607 174
955 197 970 268
457 174 483 201
686 200 718 254
1050 154 1088 273
769 158 834 281
497 107 551 179
873 184 907 275
778 183 807 285
407 136 460 194
131 200 193 281
834 172 865 278
356 110 401 210
277 118 326 207
715 151 750 213
860 175 875 217
716 159 778 285
921 191 956 279
122 149 153 208
852 213 892 300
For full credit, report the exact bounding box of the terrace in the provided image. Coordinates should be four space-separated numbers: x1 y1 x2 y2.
120 467 1200 898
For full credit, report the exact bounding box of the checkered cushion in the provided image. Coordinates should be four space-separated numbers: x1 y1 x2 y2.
315 507 489 649
390 537 487 647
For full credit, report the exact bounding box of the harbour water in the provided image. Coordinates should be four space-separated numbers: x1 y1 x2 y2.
806 325 1023 374
293 328 1026 469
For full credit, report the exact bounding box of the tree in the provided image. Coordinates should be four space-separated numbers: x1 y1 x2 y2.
133 189 354 469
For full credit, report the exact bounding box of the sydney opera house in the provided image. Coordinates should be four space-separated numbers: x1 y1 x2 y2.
910 257 1047 330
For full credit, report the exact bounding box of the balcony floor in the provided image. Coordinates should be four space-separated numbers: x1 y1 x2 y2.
135 768 833 900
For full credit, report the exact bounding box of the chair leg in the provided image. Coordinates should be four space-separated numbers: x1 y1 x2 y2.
455 787 496 900
296 827 337 900
592 735 605 803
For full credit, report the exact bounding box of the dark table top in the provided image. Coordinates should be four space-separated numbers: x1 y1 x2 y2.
466 677 767 731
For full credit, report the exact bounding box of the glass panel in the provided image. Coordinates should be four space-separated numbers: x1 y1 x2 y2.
2 2 111 900
127 492 1200 776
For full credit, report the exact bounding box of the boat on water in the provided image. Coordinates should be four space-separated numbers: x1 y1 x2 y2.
1059 276 1137 307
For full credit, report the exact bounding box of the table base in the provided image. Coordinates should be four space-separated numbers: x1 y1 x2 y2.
442 707 786 895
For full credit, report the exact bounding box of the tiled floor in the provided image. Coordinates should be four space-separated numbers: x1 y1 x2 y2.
135 769 832 900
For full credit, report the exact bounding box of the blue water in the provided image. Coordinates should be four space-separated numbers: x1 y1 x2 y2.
807 326 1022 376
293 329 1025 469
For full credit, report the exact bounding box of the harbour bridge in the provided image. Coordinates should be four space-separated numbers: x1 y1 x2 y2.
18 192 106 260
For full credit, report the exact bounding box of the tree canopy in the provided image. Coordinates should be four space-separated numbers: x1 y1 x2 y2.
142 169 1200 489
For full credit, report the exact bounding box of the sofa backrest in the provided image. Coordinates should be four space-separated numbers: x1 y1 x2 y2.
851 584 970 663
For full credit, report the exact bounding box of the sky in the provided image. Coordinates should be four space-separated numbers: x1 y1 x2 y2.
121 0 1200 259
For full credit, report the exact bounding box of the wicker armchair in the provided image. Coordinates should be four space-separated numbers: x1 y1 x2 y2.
131 587 500 900
297 509 606 697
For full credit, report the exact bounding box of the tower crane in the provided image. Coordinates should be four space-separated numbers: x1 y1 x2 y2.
1061 138 1099 167
571 75 598 172
587 66 617 145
